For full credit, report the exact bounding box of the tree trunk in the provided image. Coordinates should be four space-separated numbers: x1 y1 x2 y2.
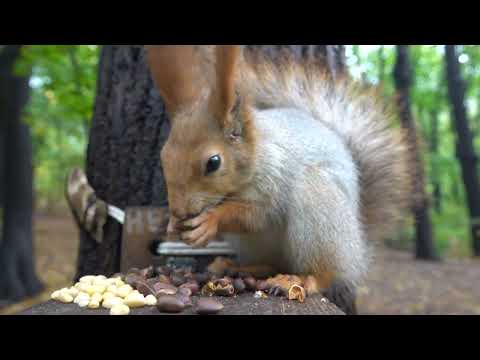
445 45 480 256
0 45 43 304
393 45 438 261
429 110 442 213
76 45 344 278
378 45 385 84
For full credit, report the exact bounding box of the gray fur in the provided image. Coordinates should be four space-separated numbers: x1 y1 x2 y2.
224 58 411 286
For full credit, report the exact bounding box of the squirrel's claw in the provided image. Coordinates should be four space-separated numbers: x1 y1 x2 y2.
180 210 219 248
183 212 208 229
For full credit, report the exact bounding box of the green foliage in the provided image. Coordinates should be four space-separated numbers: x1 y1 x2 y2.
16 45 99 209
347 45 479 257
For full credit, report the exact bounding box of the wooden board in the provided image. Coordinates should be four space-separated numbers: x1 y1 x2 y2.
18 293 344 315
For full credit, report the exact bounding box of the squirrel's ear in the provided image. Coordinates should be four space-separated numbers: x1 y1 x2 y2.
145 45 202 115
210 45 242 126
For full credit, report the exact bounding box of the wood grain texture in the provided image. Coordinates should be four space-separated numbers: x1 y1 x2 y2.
19 293 344 315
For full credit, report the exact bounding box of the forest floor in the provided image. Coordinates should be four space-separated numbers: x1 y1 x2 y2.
1 213 480 315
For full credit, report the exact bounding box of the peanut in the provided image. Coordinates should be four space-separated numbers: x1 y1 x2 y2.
74 292 90 304
92 278 108 287
67 287 79 298
88 300 100 309
77 298 90 308
51 290 61 300
102 292 115 300
80 275 95 284
58 292 74 303
145 295 157 306
102 296 124 309
91 293 103 303
86 285 106 296
114 278 125 287
116 284 133 298
77 283 91 294
107 285 118 295
110 304 130 315
124 292 146 308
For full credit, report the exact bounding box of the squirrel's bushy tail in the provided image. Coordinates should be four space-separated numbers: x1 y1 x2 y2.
240 52 413 243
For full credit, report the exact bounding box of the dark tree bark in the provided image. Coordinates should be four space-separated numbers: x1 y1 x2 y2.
393 45 438 261
378 45 385 84
0 45 43 303
76 45 344 279
429 110 442 213
445 45 480 256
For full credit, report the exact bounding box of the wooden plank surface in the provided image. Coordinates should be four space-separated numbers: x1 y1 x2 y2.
18 293 344 315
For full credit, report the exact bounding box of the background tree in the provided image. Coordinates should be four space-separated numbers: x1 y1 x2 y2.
76 45 345 278
0 45 43 304
393 45 438 260
445 45 480 256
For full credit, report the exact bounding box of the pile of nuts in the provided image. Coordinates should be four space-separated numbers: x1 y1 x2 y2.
50 274 157 315
50 257 309 315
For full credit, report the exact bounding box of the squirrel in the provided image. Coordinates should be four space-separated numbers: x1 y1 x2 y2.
145 45 412 314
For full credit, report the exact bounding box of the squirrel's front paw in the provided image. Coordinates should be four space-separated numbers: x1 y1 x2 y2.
180 210 219 248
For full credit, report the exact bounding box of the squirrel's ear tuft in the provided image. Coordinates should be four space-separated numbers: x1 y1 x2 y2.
210 45 242 126
145 45 202 115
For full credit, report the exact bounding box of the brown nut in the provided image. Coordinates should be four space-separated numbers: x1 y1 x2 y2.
179 282 199 295
153 282 178 296
135 280 156 297
233 278 246 294
125 273 142 288
156 295 185 313
176 293 193 307
243 277 257 291
215 277 233 287
178 287 192 297
196 298 224 315
256 280 272 292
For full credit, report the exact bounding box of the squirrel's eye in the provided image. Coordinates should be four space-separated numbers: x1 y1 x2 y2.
206 155 221 175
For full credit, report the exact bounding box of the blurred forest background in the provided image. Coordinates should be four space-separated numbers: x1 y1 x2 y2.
1 45 480 314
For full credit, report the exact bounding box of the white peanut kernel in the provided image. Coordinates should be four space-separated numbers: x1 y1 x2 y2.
124 293 146 308
91 293 103 303
102 296 124 309
88 300 100 309
77 298 90 308
79 275 95 284
116 284 133 298
145 295 157 306
67 287 79 297
110 304 130 315
114 278 125 287
58 292 74 303
102 292 115 300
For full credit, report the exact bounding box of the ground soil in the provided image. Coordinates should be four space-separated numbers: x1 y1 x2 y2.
1 213 479 315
